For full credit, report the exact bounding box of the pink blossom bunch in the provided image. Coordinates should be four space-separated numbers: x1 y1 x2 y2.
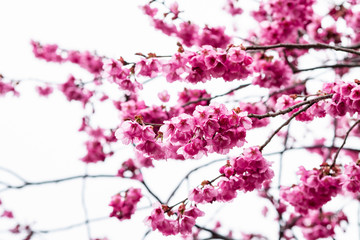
109 188 142 221
59 75 93 107
253 0 315 44
79 124 116 164
103 59 142 93
36 85 53 97
175 88 211 115
0 80 18 96
239 102 270 128
81 140 108 163
323 81 360 117
117 151 154 181
67 50 104 75
160 103 252 159
142 4 231 49
162 45 253 84
343 161 360 193
31 41 104 75
253 58 293 89
135 58 162 78
280 166 343 214
145 203 204 236
189 147 274 203
307 18 342 44
297 210 348 240
223 0 243 16
31 40 63 62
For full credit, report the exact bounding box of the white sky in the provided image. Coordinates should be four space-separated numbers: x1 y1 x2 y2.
0 0 359 240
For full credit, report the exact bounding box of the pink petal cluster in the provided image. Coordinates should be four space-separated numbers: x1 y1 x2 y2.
252 0 315 44
67 50 104 75
142 5 231 48
275 95 327 122
323 81 360 117
117 152 154 181
81 140 107 163
109 188 142 221
175 88 211 115
0 80 18 97
36 85 53 97
135 58 162 78
59 75 93 107
280 166 343 214
162 45 253 84
161 104 252 159
79 125 116 164
297 210 348 240
31 41 104 75
31 40 63 62
145 203 204 236
189 147 274 203
103 59 142 93
239 102 270 128
253 58 293 89
223 0 243 16
343 161 360 193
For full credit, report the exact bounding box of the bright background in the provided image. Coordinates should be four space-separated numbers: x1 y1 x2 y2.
0 0 359 240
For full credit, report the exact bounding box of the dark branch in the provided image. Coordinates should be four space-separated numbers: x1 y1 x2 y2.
245 43 360 56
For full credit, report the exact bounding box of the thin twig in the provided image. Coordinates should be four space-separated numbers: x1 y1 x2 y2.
245 43 360 56
195 224 235 240
81 166 91 239
249 94 333 119
294 63 360 73
166 158 227 204
0 174 117 192
182 83 251 107
259 102 316 152
331 119 360 168
140 179 163 203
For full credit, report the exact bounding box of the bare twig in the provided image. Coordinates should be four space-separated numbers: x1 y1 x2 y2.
331 119 360 168
182 83 251 107
166 158 227 204
294 63 360 73
259 102 316 152
249 94 333 119
245 43 360 56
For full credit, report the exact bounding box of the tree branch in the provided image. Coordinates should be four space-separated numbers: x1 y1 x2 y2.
245 43 360 56
259 102 316 152
331 119 360 168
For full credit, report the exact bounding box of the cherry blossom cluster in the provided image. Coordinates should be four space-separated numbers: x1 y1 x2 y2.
323 80 360 117
59 75 94 107
297 210 347 240
252 0 315 44
142 4 231 48
103 59 143 93
0 77 18 97
163 45 253 84
253 57 293 89
145 203 204 236
223 0 243 16
31 41 103 75
109 188 142 221
79 120 116 164
238 102 269 128
343 161 360 194
280 165 343 215
189 147 274 203
117 151 154 181
116 103 252 160
159 103 252 159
